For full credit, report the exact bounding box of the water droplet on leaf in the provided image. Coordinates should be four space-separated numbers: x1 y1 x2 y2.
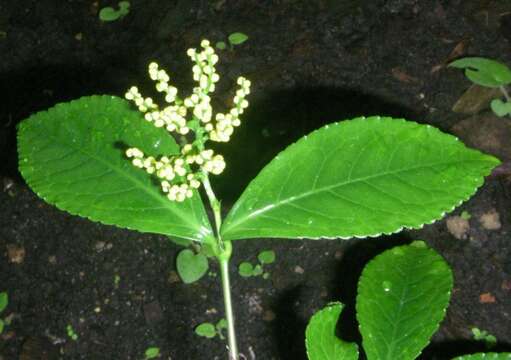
382 280 392 292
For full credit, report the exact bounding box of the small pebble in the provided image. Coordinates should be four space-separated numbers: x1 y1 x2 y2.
294 266 304 274
479 209 501 230
7 244 25 264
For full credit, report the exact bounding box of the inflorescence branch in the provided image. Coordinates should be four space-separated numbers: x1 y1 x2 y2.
124 39 251 202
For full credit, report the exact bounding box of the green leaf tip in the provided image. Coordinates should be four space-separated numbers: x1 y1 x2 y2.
306 302 359 360
221 116 500 241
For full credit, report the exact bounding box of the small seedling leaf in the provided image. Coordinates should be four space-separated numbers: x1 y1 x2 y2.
176 249 209 284
216 41 227 50
238 262 254 277
449 57 511 87
17 96 214 244
491 99 511 117
460 210 471 220
216 318 228 339
228 32 249 45
472 328 497 348
216 318 227 330
258 250 276 264
0 292 8 313
451 354 511 360
195 323 216 338
252 264 263 276
119 1 131 11
99 7 120 22
144 347 160 359
305 302 358 360
357 243 453 360
221 117 499 241
99 1 130 22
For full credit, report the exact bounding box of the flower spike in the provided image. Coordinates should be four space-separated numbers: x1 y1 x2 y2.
124 39 250 201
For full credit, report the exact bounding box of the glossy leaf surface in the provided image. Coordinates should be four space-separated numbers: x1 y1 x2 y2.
449 57 511 87
357 242 453 360
306 302 358 360
221 117 499 241
18 96 214 243
452 354 511 360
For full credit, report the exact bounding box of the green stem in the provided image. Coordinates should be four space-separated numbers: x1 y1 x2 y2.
202 175 239 360
219 247 238 360
499 85 510 102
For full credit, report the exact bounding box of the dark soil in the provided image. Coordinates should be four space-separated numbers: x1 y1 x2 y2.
1 0 511 359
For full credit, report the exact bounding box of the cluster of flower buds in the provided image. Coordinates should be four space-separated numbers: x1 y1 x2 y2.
209 77 251 142
124 39 249 202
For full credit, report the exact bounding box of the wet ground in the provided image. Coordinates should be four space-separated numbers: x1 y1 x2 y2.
1 0 511 359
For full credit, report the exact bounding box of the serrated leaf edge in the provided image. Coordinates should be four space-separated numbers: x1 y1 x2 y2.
356 245 453 360
17 95 214 243
221 116 499 241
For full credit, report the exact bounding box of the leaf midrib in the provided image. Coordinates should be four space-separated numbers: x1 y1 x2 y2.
22 114 206 237
223 158 487 233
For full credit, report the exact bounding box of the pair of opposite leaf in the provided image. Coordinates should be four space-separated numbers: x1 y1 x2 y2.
17 38 500 245
16 112 501 245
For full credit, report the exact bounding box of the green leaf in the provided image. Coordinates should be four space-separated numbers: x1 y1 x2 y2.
18 96 214 244
0 292 7 313
258 250 276 264
176 249 209 284
215 41 227 50
238 262 254 277
195 323 216 338
449 57 511 87
99 7 121 21
99 2 130 22
216 318 227 330
216 318 227 339
460 210 471 220
472 328 497 348
357 242 453 360
305 302 359 360
228 32 249 45
221 117 499 241
491 99 511 117
119 1 131 12
451 354 511 360
144 347 160 359
252 264 263 276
